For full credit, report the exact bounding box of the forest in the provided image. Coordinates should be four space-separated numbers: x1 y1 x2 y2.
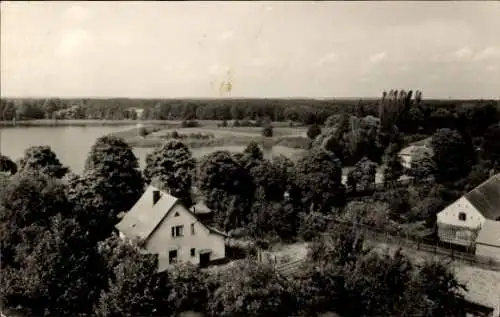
1 91 500 317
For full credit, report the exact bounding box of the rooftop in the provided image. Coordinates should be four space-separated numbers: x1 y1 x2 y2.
464 173 500 220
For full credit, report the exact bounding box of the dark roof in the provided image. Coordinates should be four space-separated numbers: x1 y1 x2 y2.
464 173 500 220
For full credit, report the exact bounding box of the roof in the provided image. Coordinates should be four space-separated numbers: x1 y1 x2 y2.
115 185 179 241
464 173 500 220
476 220 500 247
115 185 227 242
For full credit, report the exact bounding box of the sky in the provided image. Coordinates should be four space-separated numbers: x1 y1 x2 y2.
1 1 500 99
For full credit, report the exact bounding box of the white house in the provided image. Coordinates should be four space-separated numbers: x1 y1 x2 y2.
116 185 228 272
436 173 500 248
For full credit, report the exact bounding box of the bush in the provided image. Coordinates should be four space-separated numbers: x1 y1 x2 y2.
262 125 273 137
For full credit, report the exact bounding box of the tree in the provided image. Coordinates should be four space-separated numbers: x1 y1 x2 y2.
166 264 211 315
0 154 17 174
243 141 264 162
0 172 103 317
382 143 404 186
94 236 170 317
248 159 288 202
307 124 322 140
346 157 377 194
197 151 254 230
295 148 346 213
262 123 273 137
409 147 435 181
248 200 298 241
143 140 195 205
343 249 414 317
410 261 467 317
82 135 144 215
483 123 500 171
207 260 294 317
0 171 70 267
431 129 474 183
17 145 69 178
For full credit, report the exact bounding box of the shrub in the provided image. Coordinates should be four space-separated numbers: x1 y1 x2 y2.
262 125 273 137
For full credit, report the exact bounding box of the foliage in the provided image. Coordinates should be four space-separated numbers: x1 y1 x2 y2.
0 172 102 317
382 143 404 186
207 260 295 317
431 128 474 183
0 154 17 174
346 157 377 194
94 237 170 317
82 135 144 217
262 123 273 137
17 145 69 178
306 124 322 140
197 151 254 230
482 123 500 170
409 147 435 181
248 200 298 241
295 148 345 213
144 140 196 205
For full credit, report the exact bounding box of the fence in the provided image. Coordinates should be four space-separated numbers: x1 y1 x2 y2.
321 219 500 271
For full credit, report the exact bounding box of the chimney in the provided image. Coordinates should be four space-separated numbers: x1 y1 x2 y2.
153 190 161 205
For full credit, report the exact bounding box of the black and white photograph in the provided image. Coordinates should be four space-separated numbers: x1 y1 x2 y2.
1 1 499 317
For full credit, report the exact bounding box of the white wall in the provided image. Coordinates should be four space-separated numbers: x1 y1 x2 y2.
437 197 485 246
145 203 226 271
437 197 485 229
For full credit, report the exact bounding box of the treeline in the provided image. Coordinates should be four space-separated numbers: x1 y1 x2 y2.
1 95 499 135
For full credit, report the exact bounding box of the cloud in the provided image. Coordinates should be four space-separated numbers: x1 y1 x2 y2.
473 46 500 61
216 30 235 42
54 28 93 57
64 5 90 23
369 52 387 64
314 52 337 67
453 47 473 59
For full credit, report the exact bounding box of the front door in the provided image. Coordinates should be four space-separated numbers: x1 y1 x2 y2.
199 252 210 268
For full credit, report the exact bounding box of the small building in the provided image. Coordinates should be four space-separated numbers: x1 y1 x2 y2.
475 220 500 263
116 185 228 272
437 173 500 248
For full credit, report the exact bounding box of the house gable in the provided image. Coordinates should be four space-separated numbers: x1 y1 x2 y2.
145 201 226 270
437 196 485 229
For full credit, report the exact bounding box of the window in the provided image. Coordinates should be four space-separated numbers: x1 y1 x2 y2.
458 212 466 221
171 225 184 237
174 212 180 217
169 250 178 264
191 223 195 235
190 248 196 257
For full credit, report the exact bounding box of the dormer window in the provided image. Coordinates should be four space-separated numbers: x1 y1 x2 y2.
458 212 466 221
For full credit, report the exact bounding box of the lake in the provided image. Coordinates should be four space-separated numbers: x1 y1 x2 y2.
0 126 305 174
